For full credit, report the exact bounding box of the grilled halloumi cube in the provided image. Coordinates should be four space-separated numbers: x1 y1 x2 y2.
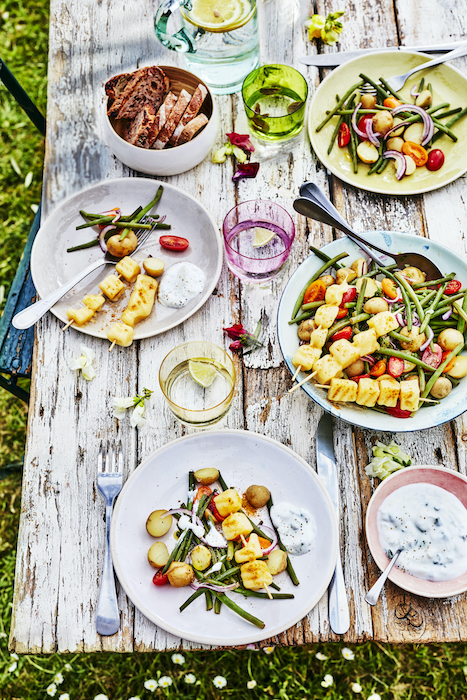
367 311 399 338
99 274 126 301
399 379 420 412
329 339 361 369
356 277 380 298
377 378 400 407
82 294 105 312
121 274 158 328
325 282 349 306
106 322 135 347
309 327 328 349
328 378 358 402
240 560 273 591
352 329 379 356
115 256 140 283
314 304 339 329
356 377 380 407
292 345 321 371
222 512 253 541
66 307 95 325
235 533 262 563
313 355 343 384
213 489 242 517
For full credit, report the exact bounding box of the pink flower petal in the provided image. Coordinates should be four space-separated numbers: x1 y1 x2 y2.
232 162 260 181
226 132 255 152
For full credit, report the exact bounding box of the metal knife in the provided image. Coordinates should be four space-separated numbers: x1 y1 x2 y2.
316 412 350 635
299 40 467 67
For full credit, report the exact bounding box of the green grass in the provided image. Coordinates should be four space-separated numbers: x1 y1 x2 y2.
2 1 467 698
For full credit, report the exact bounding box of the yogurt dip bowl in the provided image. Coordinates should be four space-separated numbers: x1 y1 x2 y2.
366 465 467 598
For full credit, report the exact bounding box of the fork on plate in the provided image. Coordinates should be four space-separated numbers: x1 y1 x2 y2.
96 441 123 636
380 43 467 92
12 218 157 330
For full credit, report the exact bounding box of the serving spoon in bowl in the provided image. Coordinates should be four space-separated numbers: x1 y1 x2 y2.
294 182 442 281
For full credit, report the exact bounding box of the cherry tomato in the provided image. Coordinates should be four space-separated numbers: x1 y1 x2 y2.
303 279 326 305
421 343 442 369
426 149 445 172
349 373 370 383
194 485 212 502
445 280 462 295
383 96 402 109
330 326 352 342
370 359 387 377
341 287 357 304
441 350 456 373
357 114 374 140
336 307 349 319
401 141 428 167
386 403 411 419
208 492 226 522
159 235 189 251
338 122 351 148
381 278 399 300
152 570 169 586
388 356 405 378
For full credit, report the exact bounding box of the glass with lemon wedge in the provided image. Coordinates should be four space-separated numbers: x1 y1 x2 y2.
154 0 259 94
159 341 236 427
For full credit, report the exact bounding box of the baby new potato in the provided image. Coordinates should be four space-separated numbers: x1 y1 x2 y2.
143 257 165 277
194 467 219 485
399 327 427 352
447 356 467 379
357 141 379 164
245 485 271 509
191 544 211 571
106 230 138 258
267 549 288 576
297 318 316 341
146 509 173 538
148 542 169 569
437 329 464 352
363 297 389 314
167 561 194 588
346 359 365 378
360 93 377 109
372 110 393 136
430 377 452 399
319 274 336 287
386 136 404 152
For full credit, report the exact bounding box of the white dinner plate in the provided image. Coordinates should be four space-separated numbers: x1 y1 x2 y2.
110 430 338 646
30 178 223 339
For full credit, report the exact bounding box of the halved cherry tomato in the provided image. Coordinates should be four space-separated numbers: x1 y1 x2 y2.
386 402 411 419
388 356 405 378
357 114 374 140
370 359 387 377
426 149 445 172
401 141 428 167
338 122 351 148
303 278 326 305
194 485 212 502
247 535 272 549
341 287 358 304
383 96 402 109
349 373 370 383
336 307 349 319
445 280 462 295
159 235 189 251
441 350 456 373
152 570 169 586
208 494 226 522
330 326 352 342
381 278 399 300
421 343 442 369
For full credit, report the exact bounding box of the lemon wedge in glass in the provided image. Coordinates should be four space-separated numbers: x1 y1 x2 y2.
253 226 276 247
181 0 252 32
189 359 217 388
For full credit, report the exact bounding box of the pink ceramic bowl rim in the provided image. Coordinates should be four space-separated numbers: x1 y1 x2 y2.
366 465 467 598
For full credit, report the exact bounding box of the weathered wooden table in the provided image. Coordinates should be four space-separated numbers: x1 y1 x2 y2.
9 0 467 653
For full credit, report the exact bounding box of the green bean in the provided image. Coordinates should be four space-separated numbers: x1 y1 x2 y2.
243 514 271 541
376 348 436 372
432 107 467 143
427 102 450 115
420 290 437 308
67 239 101 252
316 81 364 131
457 291 467 334
364 263 398 278
348 119 359 174
376 157 390 174
327 115 344 155
427 82 432 95
421 342 464 398
213 593 265 629
308 245 343 269
267 497 299 586
288 311 313 326
378 76 402 101
180 589 205 612
302 300 326 311
453 301 467 324
355 279 367 315
368 154 383 175
395 272 425 325
418 77 425 93
119 186 163 241
431 305 455 320
234 589 294 600
431 117 458 141
412 273 455 289
382 269 412 331
434 107 462 120
419 282 448 334
440 291 465 305
358 73 388 101
336 109 382 115
217 472 229 491
326 313 370 340
291 252 349 319
388 330 411 343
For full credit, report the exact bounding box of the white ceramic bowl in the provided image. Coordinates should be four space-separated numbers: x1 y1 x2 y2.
277 230 467 433
104 65 219 176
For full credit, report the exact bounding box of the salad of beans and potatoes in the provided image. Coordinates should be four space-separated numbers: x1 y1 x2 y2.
289 248 467 418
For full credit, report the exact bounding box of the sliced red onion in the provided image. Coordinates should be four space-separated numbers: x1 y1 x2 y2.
165 508 192 517
383 289 402 304
388 337 397 349
351 101 368 138
98 207 121 220
98 225 116 252
366 119 380 146
383 150 407 180
190 580 239 593
410 84 420 98
419 326 434 352
257 525 278 555
395 312 404 326
384 120 412 140
361 355 376 366
442 308 453 320
111 209 121 223
412 313 421 327
391 104 434 146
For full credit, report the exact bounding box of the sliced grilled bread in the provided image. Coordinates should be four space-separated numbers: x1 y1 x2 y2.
107 66 169 120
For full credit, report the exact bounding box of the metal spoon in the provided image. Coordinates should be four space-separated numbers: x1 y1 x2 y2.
364 549 402 606
294 183 442 281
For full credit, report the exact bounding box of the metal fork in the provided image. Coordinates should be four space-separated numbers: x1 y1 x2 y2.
383 43 467 92
96 441 123 636
12 219 157 330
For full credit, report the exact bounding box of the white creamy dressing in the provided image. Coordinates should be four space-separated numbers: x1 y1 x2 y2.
187 488 197 501
178 514 205 540
377 483 467 581
158 262 205 308
270 502 317 555
205 557 225 576
204 523 228 548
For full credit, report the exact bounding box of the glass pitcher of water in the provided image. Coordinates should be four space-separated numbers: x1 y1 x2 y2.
154 0 260 94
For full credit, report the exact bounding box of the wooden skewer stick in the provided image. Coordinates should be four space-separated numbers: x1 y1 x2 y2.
288 371 317 394
108 340 117 352
419 397 439 403
240 534 248 547
291 365 302 382
263 584 273 600
314 384 330 389
62 319 74 331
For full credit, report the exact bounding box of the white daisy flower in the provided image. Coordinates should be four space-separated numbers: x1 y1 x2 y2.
7 661 17 673
47 684 57 697
184 674 196 684
213 676 227 688
158 676 173 688
112 397 135 418
69 346 96 381
171 653 185 665
10 652 19 660
321 674 334 688
0 632 7 638
263 646 275 654
58 694 70 700
246 644 257 650
130 402 146 428
315 652 328 661
342 647 355 660
54 672 64 684
367 694 382 700
351 683 363 693
128 697 140 700
94 695 109 700
143 680 158 692
64 664 73 671
247 680 257 689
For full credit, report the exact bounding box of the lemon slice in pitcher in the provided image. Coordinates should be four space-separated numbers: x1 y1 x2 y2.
253 226 276 247
189 359 217 388
182 0 253 32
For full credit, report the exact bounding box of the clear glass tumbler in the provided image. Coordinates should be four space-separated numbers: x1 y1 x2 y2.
223 200 295 283
159 341 236 427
